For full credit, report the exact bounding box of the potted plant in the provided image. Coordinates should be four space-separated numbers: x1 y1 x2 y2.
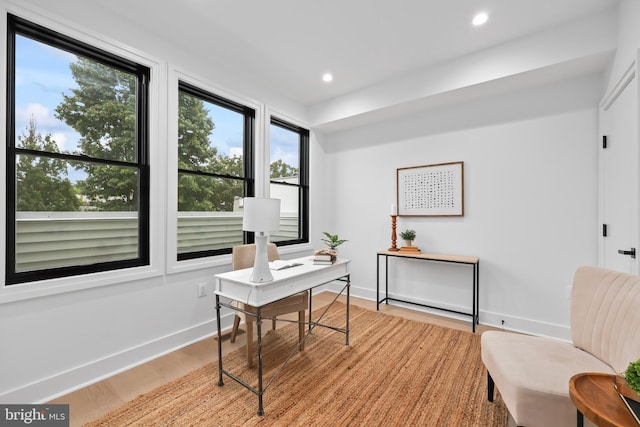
399 229 416 246
321 232 347 251
626 358 640 397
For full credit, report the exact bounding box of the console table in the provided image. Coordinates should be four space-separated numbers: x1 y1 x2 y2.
215 256 351 416
376 250 479 332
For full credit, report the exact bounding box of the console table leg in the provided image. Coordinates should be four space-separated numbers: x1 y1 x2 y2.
345 275 350 346
385 255 389 305
477 262 480 327
376 255 380 310
472 263 477 333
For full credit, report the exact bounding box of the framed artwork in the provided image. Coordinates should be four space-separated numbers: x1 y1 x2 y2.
396 161 464 217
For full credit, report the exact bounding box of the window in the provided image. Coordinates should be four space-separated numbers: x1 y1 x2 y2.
269 117 309 245
6 15 150 284
176 81 254 260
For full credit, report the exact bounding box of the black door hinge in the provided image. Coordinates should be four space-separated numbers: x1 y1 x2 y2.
603 224 608 237
602 135 607 149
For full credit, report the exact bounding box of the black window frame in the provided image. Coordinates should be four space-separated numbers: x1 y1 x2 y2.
5 14 151 285
269 116 309 247
177 81 255 261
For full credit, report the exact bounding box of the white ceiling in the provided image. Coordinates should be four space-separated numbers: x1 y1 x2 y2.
92 0 619 107
19 0 620 131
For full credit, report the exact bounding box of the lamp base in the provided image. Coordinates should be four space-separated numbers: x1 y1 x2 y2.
249 233 274 283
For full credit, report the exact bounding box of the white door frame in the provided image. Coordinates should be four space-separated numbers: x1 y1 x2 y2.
598 58 639 273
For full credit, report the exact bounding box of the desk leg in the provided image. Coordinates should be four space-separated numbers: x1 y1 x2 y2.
308 289 313 334
216 295 224 387
256 307 264 416
576 409 583 427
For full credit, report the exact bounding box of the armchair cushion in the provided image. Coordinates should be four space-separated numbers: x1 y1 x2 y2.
481 332 613 427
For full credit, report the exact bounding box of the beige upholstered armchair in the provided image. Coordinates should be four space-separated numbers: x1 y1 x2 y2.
229 243 308 367
481 266 640 427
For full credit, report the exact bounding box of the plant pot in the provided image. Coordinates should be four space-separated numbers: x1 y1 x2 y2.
404 240 413 246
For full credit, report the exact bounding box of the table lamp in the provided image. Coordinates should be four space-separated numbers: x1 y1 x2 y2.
242 197 281 283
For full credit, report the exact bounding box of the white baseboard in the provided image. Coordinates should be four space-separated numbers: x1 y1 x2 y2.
0 311 237 404
326 282 571 340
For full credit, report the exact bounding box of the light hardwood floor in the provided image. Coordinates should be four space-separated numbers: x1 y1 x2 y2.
48 292 497 426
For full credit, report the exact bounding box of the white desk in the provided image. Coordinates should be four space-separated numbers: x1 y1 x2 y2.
214 256 351 416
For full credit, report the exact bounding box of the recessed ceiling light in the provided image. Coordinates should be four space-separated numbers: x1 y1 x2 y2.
472 12 488 26
322 73 333 83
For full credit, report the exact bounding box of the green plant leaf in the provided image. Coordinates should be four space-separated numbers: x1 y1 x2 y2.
626 359 640 395
321 231 347 249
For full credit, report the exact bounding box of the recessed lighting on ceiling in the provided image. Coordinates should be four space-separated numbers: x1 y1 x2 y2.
322 73 333 83
472 12 488 26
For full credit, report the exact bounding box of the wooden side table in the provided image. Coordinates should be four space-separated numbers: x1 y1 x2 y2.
569 372 638 427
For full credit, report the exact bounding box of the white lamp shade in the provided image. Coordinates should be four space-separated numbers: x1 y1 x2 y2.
242 198 281 232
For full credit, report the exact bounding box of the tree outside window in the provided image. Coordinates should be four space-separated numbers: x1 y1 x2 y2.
176 83 252 260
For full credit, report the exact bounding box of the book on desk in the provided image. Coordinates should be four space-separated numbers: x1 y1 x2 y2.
313 249 337 265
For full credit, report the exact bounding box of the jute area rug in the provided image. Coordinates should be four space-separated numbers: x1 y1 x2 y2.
86 302 507 426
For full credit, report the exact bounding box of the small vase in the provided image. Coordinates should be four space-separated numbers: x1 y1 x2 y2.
404 240 413 246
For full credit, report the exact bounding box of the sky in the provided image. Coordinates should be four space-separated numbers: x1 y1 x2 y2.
14 34 299 180
15 35 79 152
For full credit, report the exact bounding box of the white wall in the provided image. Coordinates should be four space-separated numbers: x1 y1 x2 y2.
607 0 640 92
322 72 601 339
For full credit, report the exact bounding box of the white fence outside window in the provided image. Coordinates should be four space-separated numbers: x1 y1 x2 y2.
15 212 299 272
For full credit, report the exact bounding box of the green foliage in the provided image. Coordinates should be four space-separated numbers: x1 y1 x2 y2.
626 359 640 395
177 91 216 172
16 117 80 211
399 229 416 241
56 58 140 211
21 57 298 213
176 90 243 212
321 232 347 250
270 159 298 179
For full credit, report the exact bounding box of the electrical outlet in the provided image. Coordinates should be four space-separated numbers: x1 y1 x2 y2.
198 282 207 298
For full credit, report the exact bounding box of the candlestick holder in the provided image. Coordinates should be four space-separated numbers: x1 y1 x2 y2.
388 215 400 251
